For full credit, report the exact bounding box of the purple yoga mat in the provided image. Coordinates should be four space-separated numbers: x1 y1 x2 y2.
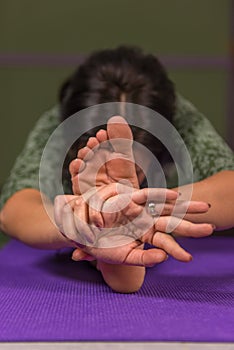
0 236 233 342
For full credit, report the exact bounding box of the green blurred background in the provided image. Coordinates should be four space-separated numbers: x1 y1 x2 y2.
0 0 233 245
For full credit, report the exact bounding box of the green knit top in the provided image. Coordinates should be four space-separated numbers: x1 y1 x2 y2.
1 94 234 209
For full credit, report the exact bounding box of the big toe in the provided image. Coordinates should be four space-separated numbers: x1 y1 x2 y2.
107 116 133 155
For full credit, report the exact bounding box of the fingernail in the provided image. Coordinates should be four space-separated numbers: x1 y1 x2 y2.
72 256 80 261
72 252 82 261
94 222 103 230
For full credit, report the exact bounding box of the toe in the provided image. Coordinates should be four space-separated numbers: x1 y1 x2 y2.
69 158 86 176
107 116 133 154
96 129 108 143
87 137 99 150
107 116 132 139
78 146 94 161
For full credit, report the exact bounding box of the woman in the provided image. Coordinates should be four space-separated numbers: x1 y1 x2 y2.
0 46 233 292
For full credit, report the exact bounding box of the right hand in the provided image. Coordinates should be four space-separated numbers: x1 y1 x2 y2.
54 184 213 266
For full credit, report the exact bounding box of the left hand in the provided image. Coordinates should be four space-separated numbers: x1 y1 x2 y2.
54 184 213 266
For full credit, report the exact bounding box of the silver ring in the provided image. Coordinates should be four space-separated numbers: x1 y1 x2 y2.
148 202 158 217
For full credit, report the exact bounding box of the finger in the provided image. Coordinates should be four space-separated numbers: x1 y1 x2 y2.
121 199 144 220
87 183 122 228
54 195 78 229
147 200 210 217
131 188 179 204
124 246 168 266
61 198 94 245
73 197 96 244
84 183 119 203
61 199 80 242
88 191 105 228
174 222 214 237
154 216 214 238
172 200 210 214
101 198 120 228
101 194 136 227
149 231 192 262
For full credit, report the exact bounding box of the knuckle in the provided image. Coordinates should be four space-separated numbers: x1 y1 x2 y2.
63 203 72 214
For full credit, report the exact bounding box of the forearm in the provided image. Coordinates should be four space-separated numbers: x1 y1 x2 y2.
177 170 234 229
97 261 145 293
0 189 74 249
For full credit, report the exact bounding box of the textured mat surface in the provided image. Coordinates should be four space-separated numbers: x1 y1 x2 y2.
0 237 233 342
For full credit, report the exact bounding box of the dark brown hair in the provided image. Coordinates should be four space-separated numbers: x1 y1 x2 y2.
59 46 176 190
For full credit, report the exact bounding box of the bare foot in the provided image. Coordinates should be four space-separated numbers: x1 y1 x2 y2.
69 116 140 196
68 116 146 293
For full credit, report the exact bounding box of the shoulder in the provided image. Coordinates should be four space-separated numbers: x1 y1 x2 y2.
25 105 61 147
32 105 60 131
173 93 234 180
173 93 207 130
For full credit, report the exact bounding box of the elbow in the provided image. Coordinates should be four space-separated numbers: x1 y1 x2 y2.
0 206 7 233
